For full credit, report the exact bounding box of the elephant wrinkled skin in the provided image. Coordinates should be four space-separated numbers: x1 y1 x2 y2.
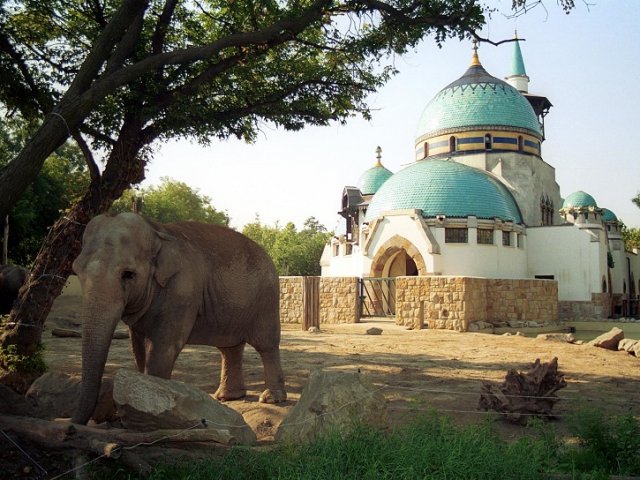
71 213 286 425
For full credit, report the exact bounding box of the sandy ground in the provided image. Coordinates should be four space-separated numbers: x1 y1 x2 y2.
43 295 640 442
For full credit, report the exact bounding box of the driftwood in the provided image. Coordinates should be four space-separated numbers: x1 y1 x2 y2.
0 413 235 476
478 357 566 424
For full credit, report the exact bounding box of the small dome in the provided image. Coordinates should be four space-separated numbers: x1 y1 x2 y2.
416 61 541 140
366 159 522 223
358 162 393 195
562 191 598 209
602 208 618 222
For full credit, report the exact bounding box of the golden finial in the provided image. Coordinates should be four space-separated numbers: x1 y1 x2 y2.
375 146 382 166
471 38 481 66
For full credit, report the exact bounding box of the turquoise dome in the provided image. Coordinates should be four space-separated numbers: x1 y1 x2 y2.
416 63 542 139
562 191 598 209
358 162 393 195
602 208 618 222
365 159 522 223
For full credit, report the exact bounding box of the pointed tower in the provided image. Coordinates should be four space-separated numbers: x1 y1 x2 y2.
505 32 530 93
503 33 553 141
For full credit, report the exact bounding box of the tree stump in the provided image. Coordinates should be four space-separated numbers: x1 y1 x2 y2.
478 357 566 424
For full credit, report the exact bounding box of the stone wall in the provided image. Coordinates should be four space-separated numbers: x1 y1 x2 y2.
396 276 558 331
558 292 608 320
319 277 359 324
279 276 304 324
282 276 557 329
280 276 359 325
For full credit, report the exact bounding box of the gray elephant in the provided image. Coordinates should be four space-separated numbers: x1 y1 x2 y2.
71 212 286 425
0 264 28 315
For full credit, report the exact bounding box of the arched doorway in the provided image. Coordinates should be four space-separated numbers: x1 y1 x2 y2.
359 237 425 318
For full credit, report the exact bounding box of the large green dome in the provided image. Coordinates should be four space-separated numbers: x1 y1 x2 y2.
365 159 522 223
358 162 393 195
416 62 542 139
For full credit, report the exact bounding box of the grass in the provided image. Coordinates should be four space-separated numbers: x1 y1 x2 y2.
93 409 640 480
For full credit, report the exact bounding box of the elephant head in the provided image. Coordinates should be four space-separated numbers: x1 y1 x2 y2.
71 213 178 424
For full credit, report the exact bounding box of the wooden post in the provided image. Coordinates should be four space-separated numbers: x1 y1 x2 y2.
302 276 320 330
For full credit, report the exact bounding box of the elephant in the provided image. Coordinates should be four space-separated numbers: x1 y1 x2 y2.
71 212 286 425
0 264 28 315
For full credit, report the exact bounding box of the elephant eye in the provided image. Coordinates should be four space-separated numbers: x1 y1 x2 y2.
121 270 136 280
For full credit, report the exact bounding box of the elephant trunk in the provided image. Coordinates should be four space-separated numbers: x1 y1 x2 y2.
72 289 123 425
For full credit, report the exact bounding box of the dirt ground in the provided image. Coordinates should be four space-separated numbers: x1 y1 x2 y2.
3 294 640 477
42 295 640 440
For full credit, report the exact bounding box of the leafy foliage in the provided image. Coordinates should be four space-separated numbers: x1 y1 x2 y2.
0 119 88 265
0 342 46 374
621 224 640 252
562 407 640 476
243 216 331 275
111 177 229 225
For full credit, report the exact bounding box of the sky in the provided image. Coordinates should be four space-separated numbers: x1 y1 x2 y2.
142 1 640 232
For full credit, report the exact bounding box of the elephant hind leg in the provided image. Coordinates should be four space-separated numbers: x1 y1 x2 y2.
130 330 146 373
213 343 247 401
256 348 287 404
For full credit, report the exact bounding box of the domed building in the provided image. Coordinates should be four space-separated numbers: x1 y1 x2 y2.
322 39 639 325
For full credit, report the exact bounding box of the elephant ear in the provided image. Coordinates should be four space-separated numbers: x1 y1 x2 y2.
153 230 180 287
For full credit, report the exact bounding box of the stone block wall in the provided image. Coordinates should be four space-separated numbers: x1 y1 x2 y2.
396 277 487 331
486 279 558 323
396 276 558 331
558 292 607 320
319 277 359 324
279 276 304 324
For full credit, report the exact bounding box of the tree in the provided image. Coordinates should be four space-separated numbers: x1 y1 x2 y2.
633 193 640 211
0 1 573 367
111 177 229 225
622 224 640 252
243 217 331 276
0 119 88 266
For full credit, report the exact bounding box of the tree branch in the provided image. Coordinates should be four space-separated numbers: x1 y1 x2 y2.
71 130 100 183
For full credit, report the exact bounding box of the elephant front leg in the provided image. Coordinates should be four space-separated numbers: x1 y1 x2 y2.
257 348 287 404
213 343 247 401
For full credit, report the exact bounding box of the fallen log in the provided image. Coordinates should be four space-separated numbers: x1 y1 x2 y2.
478 357 566 424
0 413 236 453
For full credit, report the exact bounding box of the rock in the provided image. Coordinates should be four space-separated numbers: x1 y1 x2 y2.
526 321 541 328
618 338 638 353
51 328 81 338
307 326 321 333
632 342 640 358
25 371 116 422
588 327 624 350
507 321 525 328
468 323 479 332
113 369 256 445
275 369 387 444
26 371 80 418
366 327 383 335
112 329 130 339
536 333 576 343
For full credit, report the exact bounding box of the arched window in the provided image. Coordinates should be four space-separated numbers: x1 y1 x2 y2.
424 142 429 158
518 135 524 152
484 133 492 150
449 136 456 153
602 277 607 293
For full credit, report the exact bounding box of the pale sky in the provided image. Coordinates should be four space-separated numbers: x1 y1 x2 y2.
142 1 640 232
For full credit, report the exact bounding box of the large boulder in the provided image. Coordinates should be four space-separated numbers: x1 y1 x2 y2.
113 369 256 445
588 327 624 350
618 338 638 354
25 371 115 422
275 369 387 444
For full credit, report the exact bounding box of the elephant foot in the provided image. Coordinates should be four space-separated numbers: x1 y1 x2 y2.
259 388 287 404
213 387 247 402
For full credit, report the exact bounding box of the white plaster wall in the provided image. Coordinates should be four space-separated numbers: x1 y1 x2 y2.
431 227 527 278
527 225 607 301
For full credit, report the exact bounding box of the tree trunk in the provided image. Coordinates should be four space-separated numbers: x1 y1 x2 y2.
0 119 147 365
